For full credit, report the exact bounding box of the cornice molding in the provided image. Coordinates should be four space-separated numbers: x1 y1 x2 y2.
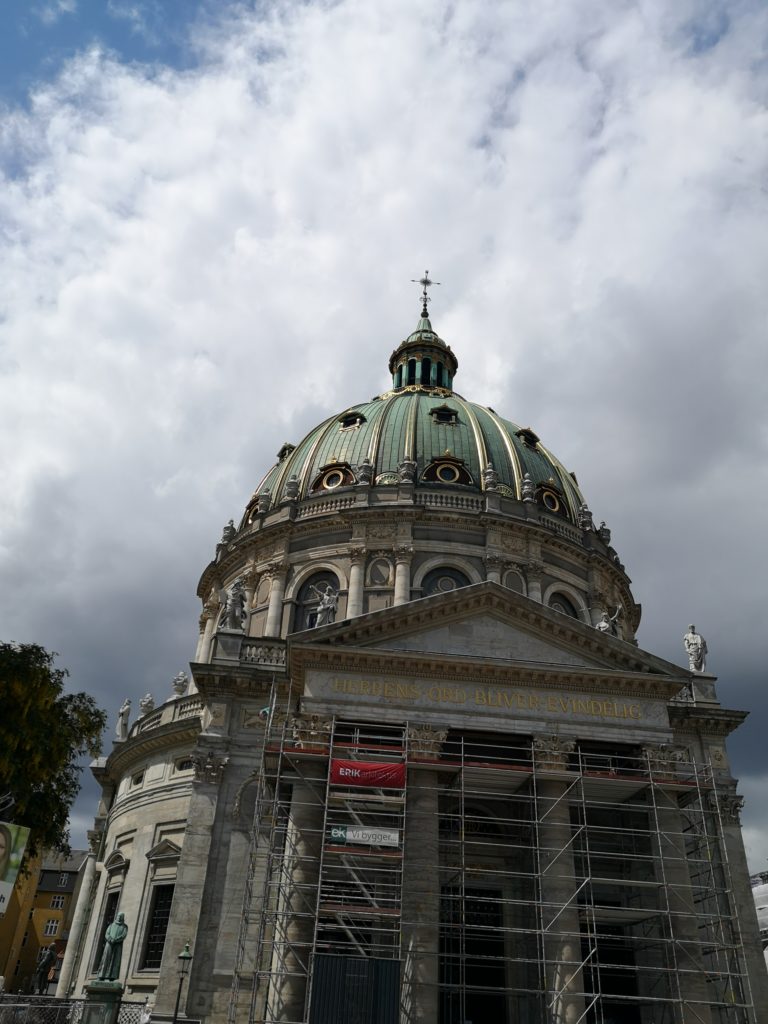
106 721 201 777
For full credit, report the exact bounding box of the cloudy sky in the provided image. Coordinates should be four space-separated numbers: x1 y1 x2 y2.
2 0 767 869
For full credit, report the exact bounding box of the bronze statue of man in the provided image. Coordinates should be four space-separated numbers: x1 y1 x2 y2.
98 912 129 981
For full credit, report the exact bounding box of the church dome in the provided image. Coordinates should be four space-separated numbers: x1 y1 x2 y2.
243 312 586 524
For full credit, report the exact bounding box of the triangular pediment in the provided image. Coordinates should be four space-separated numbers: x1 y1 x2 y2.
289 582 689 685
145 839 181 863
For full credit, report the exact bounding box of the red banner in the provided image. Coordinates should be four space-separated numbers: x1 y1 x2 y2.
330 760 405 789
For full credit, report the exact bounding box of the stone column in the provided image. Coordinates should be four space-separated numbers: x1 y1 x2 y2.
347 547 366 618
401 768 440 1024
56 834 100 996
265 563 288 637
484 554 503 585
152 751 229 1018
533 737 585 1024
715 792 768 1023
197 603 217 663
393 547 413 607
270 768 326 1022
643 756 713 1024
526 562 543 604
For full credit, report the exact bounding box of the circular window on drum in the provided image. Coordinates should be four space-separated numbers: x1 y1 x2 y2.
541 489 561 513
322 469 345 489
548 593 579 619
422 567 471 597
435 463 460 483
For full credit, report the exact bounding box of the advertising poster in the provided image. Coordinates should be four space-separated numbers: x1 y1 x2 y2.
330 760 406 789
0 822 31 917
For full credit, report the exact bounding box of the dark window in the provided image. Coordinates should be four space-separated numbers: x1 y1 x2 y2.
422 568 471 597
549 593 579 619
92 890 120 972
339 413 365 430
140 884 175 970
407 359 416 385
436 362 444 386
421 357 431 384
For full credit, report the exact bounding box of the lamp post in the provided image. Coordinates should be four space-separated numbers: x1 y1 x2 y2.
171 943 193 1024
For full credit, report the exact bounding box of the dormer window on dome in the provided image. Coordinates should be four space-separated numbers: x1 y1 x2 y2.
339 413 366 430
516 427 540 448
310 462 356 492
277 442 296 462
422 454 473 486
430 404 458 425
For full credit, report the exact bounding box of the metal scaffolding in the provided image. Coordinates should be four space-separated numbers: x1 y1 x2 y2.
228 700 755 1024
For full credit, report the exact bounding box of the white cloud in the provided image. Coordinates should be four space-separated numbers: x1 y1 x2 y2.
34 0 77 26
1 0 767 857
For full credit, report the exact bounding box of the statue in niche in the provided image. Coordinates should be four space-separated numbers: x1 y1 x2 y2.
683 625 708 673
97 912 129 981
115 699 131 741
219 580 246 631
596 607 621 636
521 473 535 501
483 462 499 490
310 583 338 626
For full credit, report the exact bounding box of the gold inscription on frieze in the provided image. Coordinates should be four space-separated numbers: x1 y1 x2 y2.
330 678 643 721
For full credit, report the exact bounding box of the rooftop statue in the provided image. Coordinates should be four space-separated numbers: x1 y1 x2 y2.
521 473 535 502
684 625 708 673
596 608 620 636
220 520 236 545
483 462 499 491
115 699 131 741
219 580 246 631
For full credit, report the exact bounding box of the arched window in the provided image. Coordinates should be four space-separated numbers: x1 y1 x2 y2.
548 593 579 619
395 365 403 388
407 359 417 385
422 567 470 597
294 571 340 631
421 357 431 385
436 362 444 387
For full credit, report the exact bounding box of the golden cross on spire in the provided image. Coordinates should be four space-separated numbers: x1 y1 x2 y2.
411 270 440 317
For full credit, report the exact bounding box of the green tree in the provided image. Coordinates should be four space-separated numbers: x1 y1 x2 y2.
0 643 106 856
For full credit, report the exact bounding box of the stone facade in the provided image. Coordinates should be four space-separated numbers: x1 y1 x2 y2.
62 312 768 1024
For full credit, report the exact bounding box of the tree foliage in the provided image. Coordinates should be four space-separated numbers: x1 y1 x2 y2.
0 643 107 856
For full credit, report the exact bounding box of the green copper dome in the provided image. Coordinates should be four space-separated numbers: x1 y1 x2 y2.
243 313 586 524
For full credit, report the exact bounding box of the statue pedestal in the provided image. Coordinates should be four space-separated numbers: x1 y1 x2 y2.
82 980 124 1024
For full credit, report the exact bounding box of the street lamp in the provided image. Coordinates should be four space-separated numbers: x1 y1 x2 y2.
171 943 193 1024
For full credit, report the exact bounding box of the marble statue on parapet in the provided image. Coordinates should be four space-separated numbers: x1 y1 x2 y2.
596 607 621 636
138 693 155 717
172 671 189 697
597 521 611 544
284 474 300 500
397 459 417 483
356 457 374 485
115 699 131 741
683 625 708 673
310 583 338 626
483 462 499 491
577 503 593 530
521 473 535 502
257 489 271 513
220 519 236 545
97 912 129 981
219 579 246 631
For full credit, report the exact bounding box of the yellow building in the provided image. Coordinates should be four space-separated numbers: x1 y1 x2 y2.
0 849 87 993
